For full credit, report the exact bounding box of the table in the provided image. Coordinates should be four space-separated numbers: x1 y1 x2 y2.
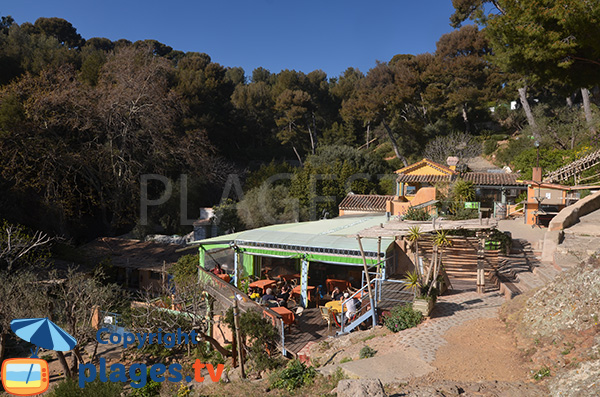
249 279 276 294
325 300 345 313
278 273 301 283
292 285 317 307
326 279 351 294
263 306 295 332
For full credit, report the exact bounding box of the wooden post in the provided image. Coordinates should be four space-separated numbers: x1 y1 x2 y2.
476 231 486 294
357 235 377 326
232 299 245 378
376 236 382 277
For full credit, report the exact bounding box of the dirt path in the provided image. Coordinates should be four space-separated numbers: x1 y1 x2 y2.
430 317 529 382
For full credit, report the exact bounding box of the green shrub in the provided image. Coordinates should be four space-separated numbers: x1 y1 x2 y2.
384 303 423 333
49 378 123 397
270 360 317 391
339 357 352 364
484 139 497 155
403 206 430 221
446 207 478 220
130 368 162 397
532 365 551 380
359 345 377 359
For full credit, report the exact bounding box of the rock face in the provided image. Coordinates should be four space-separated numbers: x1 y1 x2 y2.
336 379 386 397
550 359 600 397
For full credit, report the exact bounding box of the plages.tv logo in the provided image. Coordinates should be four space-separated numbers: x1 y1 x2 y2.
78 327 224 388
1 318 76 396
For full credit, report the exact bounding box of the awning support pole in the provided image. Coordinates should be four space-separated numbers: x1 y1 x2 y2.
300 258 309 308
357 235 378 327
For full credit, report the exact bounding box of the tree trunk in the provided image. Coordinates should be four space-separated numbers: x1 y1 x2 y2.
518 86 540 140
0 333 5 366
462 104 471 134
380 119 408 167
292 145 303 166
73 346 86 366
197 330 232 358
57 351 72 379
366 122 370 149
581 87 595 134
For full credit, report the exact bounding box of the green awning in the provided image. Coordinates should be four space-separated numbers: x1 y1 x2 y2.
193 215 394 267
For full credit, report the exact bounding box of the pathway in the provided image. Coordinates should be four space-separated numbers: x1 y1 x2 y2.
321 287 505 383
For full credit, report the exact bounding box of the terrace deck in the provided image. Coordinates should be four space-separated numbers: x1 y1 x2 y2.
284 307 331 357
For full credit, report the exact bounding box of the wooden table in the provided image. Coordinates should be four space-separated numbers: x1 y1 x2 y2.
326 279 351 294
277 274 301 283
263 306 295 332
249 279 276 294
292 285 317 306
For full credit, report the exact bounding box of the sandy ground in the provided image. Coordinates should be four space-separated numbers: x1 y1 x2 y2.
430 316 529 382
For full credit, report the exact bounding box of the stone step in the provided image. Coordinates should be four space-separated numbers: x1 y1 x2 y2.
532 265 560 283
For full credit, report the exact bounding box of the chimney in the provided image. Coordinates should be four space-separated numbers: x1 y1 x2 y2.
532 167 542 182
446 156 459 171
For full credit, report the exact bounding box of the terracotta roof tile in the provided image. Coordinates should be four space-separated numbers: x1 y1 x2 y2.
462 173 526 186
396 174 452 183
339 194 395 212
396 172 525 186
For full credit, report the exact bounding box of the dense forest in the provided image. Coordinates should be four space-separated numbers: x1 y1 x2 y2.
0 0 599 241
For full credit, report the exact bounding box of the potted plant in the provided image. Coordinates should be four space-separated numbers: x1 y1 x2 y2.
404 270 438 316
404 230 451 316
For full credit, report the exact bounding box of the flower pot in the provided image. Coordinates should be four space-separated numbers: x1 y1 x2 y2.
412 297 434 316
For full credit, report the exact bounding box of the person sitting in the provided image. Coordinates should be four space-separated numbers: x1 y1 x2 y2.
210 263 223 275
276 285 290 305
331 286 343 301
342 292 357 322
261 288 276 305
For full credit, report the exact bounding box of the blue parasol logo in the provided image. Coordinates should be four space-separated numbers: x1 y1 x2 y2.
10 318 77 358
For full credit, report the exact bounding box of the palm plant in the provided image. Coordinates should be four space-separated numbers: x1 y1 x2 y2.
428 230 451 295
407 226 423 277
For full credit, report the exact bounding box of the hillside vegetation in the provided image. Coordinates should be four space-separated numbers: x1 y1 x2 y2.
1 2 600 241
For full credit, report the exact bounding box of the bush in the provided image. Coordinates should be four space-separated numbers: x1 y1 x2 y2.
384 303 423 333
403 206 430 221
484 139 497 155
270 360 317 391
49 378 123 397
359 345 377 359
446 207 478 220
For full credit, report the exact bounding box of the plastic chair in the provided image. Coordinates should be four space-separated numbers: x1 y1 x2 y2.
319 306 334 333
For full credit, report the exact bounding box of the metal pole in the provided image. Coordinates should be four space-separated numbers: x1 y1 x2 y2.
357 235 377 327
232 299 245 378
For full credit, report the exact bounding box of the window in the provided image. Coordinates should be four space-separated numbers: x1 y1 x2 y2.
150 271 161 280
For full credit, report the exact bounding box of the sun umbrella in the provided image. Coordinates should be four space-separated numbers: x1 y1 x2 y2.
10 318 77 356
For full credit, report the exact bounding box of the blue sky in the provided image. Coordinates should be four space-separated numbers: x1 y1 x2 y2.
3 1 458 78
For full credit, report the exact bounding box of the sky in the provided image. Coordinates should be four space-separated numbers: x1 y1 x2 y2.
3 0 459 78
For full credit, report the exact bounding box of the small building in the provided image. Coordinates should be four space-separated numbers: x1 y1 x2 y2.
522 167 581 226
82 237 182 293
193 208 219 241
338 194 395 216
392 158 527 217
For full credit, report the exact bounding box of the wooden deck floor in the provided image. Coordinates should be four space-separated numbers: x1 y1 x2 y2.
284 307 333 357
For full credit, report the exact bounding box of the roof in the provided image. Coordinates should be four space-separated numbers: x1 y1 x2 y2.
462 172 526 186
394 158 526 186
339 194 395 212
395 158 456 176
82 237 182 271
396 174 453 183
194 215 394 256
396 170 526 186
